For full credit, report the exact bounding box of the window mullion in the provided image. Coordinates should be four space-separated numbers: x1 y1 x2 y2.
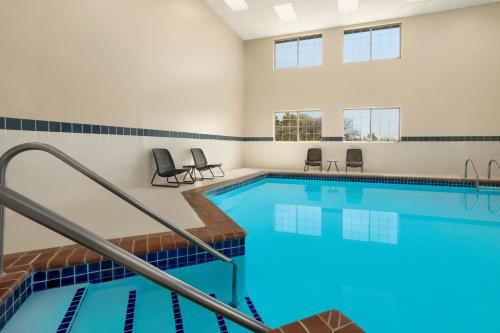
369 109 372 142
296 39 300 67
296 112 300 141
369 28 373 61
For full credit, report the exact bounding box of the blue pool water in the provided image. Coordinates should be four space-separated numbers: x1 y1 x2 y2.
209 178 500 333
3 177 499 332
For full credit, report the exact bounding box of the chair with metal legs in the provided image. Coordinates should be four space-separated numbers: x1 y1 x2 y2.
190 148 224 181
151 149 195 188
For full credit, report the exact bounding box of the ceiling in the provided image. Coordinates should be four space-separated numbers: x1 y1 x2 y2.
205 0 499 40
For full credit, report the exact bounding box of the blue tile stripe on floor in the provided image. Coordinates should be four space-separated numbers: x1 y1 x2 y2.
171 292 184 333
123 290 137 333
56 287 87 333
209 294 229 333
244 296 263 323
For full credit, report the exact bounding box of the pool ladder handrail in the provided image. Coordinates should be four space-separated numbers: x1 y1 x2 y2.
0 186 270 332
0 143 271 333
0 143 238 306
464 159 480 191
488 159 500 179
0 143 237 306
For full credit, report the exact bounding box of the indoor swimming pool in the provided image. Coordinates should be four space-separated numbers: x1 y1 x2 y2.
3 176 499 332
208 176 500 333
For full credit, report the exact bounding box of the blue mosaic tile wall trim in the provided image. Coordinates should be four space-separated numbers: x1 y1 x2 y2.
210 294 229 333
205 172 500 197
321 136 344 141
402 136 500 142
56 287 87 333
242 137 273 142
0 275 32 331
324 136 500 142
123 290 137 333
0 116 272 142
171 292 184 333
31 239 245 293
244 296 264 323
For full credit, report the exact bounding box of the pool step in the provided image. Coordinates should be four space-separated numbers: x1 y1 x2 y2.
70 280 133 333
0 285 88 333
123 290 137 333
174 292 258 333
210 294 230 333
56 287 87 333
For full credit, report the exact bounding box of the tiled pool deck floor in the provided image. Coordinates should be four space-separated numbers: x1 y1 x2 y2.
2 167 499 332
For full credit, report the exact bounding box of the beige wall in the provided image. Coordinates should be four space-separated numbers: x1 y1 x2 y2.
0 0 244 136
242 3 500 175
0 0 245 253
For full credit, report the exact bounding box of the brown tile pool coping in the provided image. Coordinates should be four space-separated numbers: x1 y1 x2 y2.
2 170 496 329
0 172 263 303
270 310 364 333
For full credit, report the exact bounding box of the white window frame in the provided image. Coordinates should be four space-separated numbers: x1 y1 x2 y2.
343 107 401 143
343 23 402 63
273 110 323 142
274 34 323 70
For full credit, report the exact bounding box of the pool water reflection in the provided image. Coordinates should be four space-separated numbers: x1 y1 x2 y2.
210 178 500 333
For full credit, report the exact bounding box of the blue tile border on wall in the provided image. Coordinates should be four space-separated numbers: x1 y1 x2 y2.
0 116 272 142
3 117 497 142
401 136 500 142
321 136 344 141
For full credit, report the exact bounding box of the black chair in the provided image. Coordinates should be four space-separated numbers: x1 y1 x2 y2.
190 148 224 180
304 148 322 172
346 149 364 173
151 149 194 188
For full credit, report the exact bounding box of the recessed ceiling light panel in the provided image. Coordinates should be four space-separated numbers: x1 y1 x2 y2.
338 0 359 14
223 0 250 12
273 3 298 23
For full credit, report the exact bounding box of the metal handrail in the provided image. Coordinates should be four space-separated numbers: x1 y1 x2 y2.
0 143 238 305
464 159 480 191
488 159 500 179
0 185 270 332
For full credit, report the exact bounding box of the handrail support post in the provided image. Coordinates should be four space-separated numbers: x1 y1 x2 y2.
464 159 480 191
488 159 500 180
230 262 239 308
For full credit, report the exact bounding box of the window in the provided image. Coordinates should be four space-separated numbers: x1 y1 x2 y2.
274 111 322 141
275 34 323 69
344 108 400 142
343 24 400 63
